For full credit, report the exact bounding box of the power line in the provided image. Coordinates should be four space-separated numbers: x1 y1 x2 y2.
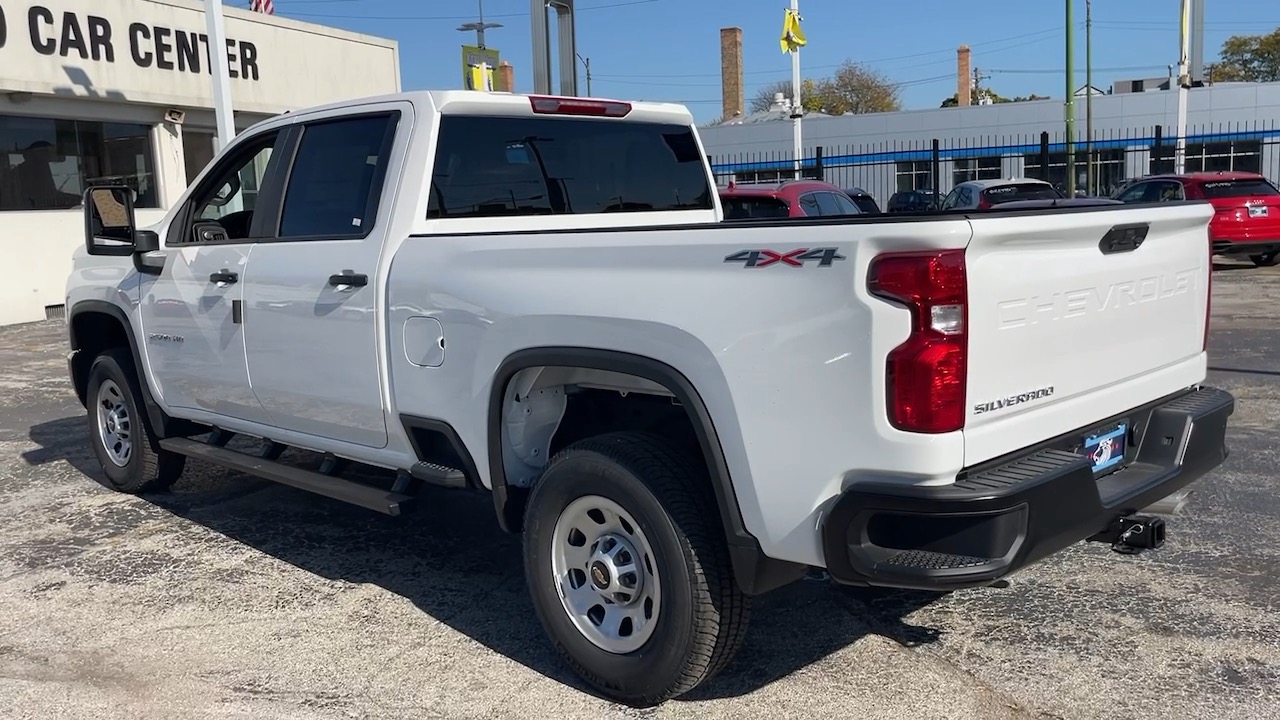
593 26 1069 80
261 0 660 21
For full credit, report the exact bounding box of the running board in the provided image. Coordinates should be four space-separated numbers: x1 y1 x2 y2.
159 437 412 516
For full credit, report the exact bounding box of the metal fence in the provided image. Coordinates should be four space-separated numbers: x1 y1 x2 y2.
709 121 1280 209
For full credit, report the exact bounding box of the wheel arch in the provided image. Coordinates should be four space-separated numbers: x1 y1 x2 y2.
67 300 200 439
487 347 806 595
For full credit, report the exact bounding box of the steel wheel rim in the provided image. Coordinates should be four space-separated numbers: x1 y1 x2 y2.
96 379 132 468
550 494 661 654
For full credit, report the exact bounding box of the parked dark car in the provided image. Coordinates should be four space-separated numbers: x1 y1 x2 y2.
886 190 941 213
842 187 881 214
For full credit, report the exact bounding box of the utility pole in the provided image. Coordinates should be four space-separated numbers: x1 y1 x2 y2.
790 0 803 180
972 67 989 103
1175 0 1192 174
458 0 502 48
203 0 236 150
1065 0 1076 198
577 53 592 96
1086 0 1094 195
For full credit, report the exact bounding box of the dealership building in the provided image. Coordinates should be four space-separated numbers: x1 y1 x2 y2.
703 82 1280 209
0 0 400 326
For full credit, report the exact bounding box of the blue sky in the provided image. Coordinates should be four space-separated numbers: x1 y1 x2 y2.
234 0 1277 122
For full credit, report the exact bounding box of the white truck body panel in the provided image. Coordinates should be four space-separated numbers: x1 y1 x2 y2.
65 89 1219 570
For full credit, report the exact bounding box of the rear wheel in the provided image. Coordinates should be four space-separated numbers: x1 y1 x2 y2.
86 348 185 493
522 432 749 706
1251 251 1280 267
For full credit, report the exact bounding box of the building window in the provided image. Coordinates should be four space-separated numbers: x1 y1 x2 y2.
952 156 1002 185
896 160 932 192
182 130 217 187
0 114 157 211
1024 149 1126 196
1150 139 1262 175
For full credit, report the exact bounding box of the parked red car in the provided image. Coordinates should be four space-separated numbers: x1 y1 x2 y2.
719 179 862 219
1115 171 1280 266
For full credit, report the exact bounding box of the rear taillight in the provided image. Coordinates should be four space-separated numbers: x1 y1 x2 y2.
976 198 992 210
868 250 968 433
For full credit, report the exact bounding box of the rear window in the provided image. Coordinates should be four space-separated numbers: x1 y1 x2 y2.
848 195 880 214
427 116 714 218
1199 179 1280 199
982 183 1061 204
720 196 789 219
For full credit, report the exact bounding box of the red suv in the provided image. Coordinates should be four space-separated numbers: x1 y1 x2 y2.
1115 172 1280 266
719 180 862 219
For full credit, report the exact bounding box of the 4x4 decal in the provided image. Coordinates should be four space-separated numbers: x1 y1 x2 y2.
723 247 847 268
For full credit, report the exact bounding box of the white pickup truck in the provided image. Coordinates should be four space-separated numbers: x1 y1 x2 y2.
67 90 1234 705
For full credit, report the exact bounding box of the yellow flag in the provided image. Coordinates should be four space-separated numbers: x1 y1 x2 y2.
780 9 806 54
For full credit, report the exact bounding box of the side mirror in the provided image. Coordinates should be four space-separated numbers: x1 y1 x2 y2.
83 185 139 256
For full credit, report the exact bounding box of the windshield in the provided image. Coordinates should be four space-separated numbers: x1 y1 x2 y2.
982 183 1062 204
1200 179 1280 199
720 196 789 219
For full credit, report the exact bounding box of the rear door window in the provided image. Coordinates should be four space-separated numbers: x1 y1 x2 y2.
826 192 862 215
427 116 714 218
278 113 398 238
981 183 1061 204
1199 179 1280 198
721 196 789 219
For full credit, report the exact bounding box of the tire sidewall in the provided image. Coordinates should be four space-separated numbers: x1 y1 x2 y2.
524 449 700 699
86 351 146 491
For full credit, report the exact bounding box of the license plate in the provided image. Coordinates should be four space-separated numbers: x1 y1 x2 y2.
1249 205 1269 218
1084 424 1127 474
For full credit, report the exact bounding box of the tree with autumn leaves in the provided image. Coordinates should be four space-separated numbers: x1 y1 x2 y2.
1208 26 1280 83
751 60 902 115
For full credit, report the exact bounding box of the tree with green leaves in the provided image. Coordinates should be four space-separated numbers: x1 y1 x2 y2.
1207 26 1280 82
750 61 901 115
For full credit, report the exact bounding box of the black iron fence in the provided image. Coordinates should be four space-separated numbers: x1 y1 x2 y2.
709 121 1280 209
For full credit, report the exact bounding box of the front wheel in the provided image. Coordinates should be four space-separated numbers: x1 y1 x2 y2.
1251 251 1280 267
86 348 186 493
522 432 749 706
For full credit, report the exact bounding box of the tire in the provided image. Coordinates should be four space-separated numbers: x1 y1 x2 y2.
85 348 185 494
522 431 750 706
1250 251 1280 267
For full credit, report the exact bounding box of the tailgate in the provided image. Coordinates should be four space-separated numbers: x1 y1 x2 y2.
962 202 1214 465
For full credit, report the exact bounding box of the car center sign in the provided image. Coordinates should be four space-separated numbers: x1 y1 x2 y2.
0 0 399 114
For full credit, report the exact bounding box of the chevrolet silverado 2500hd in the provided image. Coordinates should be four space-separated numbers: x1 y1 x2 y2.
67 91 1234 706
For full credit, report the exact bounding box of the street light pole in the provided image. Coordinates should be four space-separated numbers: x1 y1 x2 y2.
203 0 236 150
1065 0 1076 198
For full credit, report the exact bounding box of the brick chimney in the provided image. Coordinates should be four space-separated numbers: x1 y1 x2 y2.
720 27 744 119
956 45 971 106
498 61 515 93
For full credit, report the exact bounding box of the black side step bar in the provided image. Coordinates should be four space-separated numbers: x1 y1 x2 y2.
159 437 412 516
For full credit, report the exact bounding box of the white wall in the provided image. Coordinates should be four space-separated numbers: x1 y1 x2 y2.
0 208 167 325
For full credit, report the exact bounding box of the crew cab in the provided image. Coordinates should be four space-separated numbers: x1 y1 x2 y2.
1115 171 1280 266
67 90 1233 706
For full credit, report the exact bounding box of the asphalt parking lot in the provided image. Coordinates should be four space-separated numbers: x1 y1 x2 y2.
2 261 1278 720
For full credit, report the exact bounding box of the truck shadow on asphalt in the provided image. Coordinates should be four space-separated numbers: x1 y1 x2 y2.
25 415 945 702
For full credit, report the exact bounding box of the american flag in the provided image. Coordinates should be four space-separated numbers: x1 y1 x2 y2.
249 0 275 14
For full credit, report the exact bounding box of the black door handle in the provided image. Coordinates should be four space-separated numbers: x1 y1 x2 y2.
209 270 238 285
328 271 368 288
